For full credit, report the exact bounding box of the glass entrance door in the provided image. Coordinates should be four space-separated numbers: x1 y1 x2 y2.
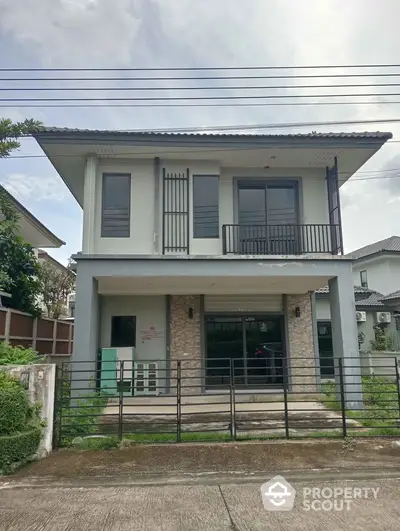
205 315 284 389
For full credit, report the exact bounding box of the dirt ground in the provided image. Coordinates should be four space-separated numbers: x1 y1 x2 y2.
7 438 400 482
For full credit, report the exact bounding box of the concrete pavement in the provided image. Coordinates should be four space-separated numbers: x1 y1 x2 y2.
1 478 399 530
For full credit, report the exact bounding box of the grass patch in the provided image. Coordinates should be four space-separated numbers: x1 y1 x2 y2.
321 376 400 436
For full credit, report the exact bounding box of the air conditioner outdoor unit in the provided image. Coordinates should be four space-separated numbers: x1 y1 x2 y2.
375 312 391 324
355 311 366 322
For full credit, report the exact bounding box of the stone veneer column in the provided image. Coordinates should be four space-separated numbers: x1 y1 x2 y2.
169 295 202 394
286 293 317 393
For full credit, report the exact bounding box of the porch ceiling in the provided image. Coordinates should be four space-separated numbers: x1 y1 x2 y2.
97 275 331 295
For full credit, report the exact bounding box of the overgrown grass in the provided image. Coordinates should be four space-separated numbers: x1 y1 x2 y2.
321 376 400 436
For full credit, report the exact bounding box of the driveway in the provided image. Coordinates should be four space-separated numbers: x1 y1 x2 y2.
1 478 399 530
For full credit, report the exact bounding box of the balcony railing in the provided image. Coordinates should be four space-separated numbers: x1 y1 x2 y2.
222 224 342 255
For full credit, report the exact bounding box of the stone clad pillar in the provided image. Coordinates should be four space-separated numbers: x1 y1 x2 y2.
286 293 318 393
169 295 202 394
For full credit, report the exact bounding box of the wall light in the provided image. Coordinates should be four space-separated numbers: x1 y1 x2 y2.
188 307 194 319
295 306 301 318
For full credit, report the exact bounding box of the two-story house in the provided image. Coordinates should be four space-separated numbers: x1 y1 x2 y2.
33 127 391 406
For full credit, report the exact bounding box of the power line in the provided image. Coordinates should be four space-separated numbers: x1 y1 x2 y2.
5 92 400 102
6 82 400 91
3 101 400 108
3 63 400 72
4 73 400 82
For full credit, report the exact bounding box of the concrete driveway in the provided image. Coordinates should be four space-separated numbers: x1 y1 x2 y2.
1 478 399 530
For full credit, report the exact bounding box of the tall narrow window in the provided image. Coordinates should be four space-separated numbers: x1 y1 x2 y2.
101 173 131 237
360 270 368 288
193 175 219 238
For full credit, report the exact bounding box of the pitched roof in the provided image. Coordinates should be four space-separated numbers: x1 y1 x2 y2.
346 236 400 261
35 127 393 140
315 285 372 294
315 285 388 308
0 185 64 248
381 289 400 301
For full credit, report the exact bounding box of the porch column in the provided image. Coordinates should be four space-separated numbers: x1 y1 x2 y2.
71 265 99 391
286 293 318 393
169 295 202 394
329 271 363 410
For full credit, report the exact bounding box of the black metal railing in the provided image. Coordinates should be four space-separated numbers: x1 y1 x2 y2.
222 224 342 255
54 355 400 447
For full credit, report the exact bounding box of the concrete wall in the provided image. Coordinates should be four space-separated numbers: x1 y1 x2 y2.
1 364 55 457
360 351 400 377
86 157 329 256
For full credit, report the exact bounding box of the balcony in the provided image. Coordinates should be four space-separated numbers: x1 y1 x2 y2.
222 224 342 256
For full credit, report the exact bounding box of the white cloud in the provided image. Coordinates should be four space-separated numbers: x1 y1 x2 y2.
0 173 69 202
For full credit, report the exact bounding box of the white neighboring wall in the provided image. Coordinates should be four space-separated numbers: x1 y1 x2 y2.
352 255 400 295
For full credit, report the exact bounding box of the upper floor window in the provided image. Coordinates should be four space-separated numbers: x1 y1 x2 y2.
360 270 368 288
101 173 131 238
193 175 219 238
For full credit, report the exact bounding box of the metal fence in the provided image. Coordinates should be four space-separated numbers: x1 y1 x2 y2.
53 356 400 447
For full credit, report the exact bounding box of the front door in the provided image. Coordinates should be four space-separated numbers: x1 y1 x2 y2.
205 315 284 388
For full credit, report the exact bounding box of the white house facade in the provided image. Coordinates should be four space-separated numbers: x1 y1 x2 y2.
33 128 391 406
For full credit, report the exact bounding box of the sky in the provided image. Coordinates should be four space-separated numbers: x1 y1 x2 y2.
1 0 400 264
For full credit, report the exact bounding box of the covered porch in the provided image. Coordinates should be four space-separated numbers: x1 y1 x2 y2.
72 256 363 408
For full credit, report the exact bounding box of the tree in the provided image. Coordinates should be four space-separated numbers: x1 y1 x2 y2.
0 191 42 314
0 118 41 158
39 261 75 319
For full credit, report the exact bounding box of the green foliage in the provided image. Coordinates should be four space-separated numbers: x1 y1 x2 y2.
0 427 41 473
322 375 399 431
39 260 75 319
0 372 30 435
370 324 394 351
0 190 42 315
0 118 42 158
0 342 43 366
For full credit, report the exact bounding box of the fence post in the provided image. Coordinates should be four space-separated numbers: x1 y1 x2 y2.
52 365 61 448
4 309 11 342
57 362 66 448
282 357 290 439
52 320 58 356
229 359 236 440
176 361 182 443
32 318 38 351
395 358 400 419
338 358 347 438
118 361 124 440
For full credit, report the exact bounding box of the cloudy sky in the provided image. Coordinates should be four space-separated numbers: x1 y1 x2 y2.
1 0 400 263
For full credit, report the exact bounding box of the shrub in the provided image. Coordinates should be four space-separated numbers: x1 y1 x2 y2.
0 342 44 366
72 436 119 450
0 427 41 473
0 372 30 435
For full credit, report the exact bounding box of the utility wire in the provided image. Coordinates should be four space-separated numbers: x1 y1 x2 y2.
4 73 400 82
3 63 400 71
4 93 400 102
3 101 400 108
6 82 400 91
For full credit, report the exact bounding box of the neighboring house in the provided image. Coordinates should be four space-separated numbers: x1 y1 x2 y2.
0 184 64 309
316 285 397 376
33 127 391 402
315 236 400 369
0 184 64 250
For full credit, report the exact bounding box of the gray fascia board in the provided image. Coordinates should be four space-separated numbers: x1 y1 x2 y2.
33 132 390 150
73 255 353 279
72 253 352 261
